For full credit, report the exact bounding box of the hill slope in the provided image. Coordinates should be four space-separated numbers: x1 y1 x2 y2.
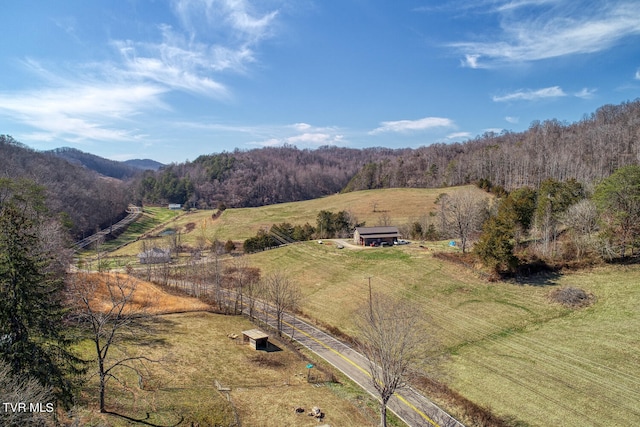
0 135 129 237
47 147 142 179
242 242 640 427
132 99 640 209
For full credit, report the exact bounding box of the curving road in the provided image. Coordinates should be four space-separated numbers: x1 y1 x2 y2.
272 308 463 427
71 205 142 251
219 287 464 427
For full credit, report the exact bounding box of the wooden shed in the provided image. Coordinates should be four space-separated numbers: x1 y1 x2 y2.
353 226 400 246
242 329 269 350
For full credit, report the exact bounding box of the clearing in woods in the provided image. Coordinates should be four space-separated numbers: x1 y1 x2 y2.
107 186 479 257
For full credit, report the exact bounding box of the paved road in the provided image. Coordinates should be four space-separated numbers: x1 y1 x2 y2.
275 310 463 427
71 205 142 251
222 289 464 427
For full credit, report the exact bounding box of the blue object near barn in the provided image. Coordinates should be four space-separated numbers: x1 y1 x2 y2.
449 240 456 246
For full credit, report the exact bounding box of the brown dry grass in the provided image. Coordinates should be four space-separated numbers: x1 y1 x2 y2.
71 272 212 315
73 312 379 427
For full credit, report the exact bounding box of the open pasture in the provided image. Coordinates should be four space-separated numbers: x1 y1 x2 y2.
244 242 640 426
123 186 480 249
71 273 379 427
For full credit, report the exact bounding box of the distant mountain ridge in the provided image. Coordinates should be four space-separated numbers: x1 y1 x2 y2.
0 135 130 238
123 158 164 171
46 147 164 179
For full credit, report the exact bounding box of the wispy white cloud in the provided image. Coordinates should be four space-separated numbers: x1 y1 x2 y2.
505 116 519 124
369 117 454 135
575 87 596 99
172 0 278 43
287 132 344 145
111 1 280 98
635 68 640 80
0 64 167 142
493 86 566 102
447 132 471 140
451 1 640 68
495 0 556 13
187 121 346 148
0 1 283 144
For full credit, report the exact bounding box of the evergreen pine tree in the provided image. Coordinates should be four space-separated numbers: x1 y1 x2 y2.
0 178 83 408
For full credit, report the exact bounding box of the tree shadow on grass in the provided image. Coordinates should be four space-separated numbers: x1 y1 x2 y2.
512 270 563 287
119 316 176 349
104 410 183 427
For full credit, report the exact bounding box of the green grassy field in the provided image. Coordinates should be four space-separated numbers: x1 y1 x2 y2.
110 187 477 251
241 242 640 426
101 188 640 426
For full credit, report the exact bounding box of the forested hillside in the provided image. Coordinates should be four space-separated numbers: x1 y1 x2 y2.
3 98 639 235
47 147 145 179
133 145 402 208
134 99 640 208
0 136 129 238
345 99 640 192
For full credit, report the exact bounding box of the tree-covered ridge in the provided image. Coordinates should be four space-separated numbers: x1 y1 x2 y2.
0 136 130 238
133 99 640 209
47 147 142 180
133 145 402 208
345 99 640 192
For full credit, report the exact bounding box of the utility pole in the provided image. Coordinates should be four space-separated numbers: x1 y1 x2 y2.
367 276 373 316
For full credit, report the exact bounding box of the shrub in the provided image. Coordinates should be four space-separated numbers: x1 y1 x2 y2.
549 287 593 308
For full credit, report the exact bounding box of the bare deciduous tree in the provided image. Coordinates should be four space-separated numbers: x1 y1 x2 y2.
438 189 488 253
263 272 301 336
356 293 425 427
562 199 599 258
67 273 155 413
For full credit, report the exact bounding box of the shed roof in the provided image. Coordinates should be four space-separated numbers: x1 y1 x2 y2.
359 233 400 239
355 226 400 236
242 329 269 340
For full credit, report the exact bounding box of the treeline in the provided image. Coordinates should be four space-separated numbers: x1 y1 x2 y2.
0 135 130 238
243 210 362 253
344 99 640 192
132 99 640 209
458 166 640 274
132 145 401 208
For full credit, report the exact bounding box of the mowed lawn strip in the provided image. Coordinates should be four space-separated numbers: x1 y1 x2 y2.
240 242 640 427
446 265 640 427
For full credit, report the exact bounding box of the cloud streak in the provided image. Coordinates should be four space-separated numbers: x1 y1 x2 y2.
253 123 345 148
0 65 167 142
0 0 282 144
369 117 454 135
451 1 640 68
493 86 566 102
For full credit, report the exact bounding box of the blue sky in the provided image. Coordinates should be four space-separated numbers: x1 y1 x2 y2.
1 0 640 164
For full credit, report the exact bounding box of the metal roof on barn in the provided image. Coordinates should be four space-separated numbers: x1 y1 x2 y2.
354 226 400 236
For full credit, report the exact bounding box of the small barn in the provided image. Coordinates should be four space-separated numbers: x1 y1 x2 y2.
242 329 269 350
138 247 171 264
353 226 400 246
168 203 182 210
